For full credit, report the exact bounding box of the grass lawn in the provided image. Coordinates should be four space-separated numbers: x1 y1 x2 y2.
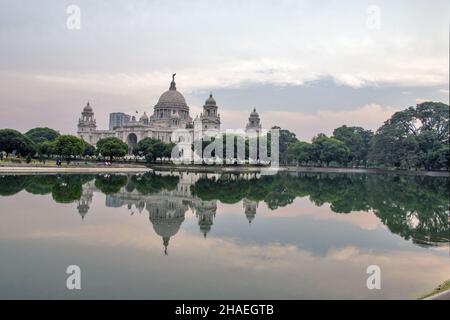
419 279 450 299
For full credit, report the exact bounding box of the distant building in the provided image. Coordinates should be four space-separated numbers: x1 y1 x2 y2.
109 112 131 130
245 107 262 137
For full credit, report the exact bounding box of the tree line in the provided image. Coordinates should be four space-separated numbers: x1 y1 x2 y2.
0 101 448 170
0 127 174 163
281 101 449 170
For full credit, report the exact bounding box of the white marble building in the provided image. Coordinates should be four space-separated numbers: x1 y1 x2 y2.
77 74 261 154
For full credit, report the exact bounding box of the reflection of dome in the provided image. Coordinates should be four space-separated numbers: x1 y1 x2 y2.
199 219 212 238
149 209 185 255
194 200 217 238
243 198 258 224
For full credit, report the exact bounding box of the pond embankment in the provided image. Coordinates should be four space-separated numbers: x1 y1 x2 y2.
0 163 448 177
0 164 151 175
149 164 450 177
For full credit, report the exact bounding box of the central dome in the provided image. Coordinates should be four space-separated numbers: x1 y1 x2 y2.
154 74 188 109
156 89 187 108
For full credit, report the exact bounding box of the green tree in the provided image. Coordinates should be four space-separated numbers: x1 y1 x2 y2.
132 173 179 195
0 129 35 157
94 175 127 195
36 141 54 161
83 142 96 157
369 102 449 170
0 175 31 196
271 126 299 164
25 127 59 144
312 134 349 166
133 137 167 163
53 135 84 163
96 137 128 162
333 125 373 167
286 141 313 165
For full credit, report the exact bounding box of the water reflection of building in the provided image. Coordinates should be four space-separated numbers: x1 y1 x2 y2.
76 181 95 220
243 198 258 224
148 198 186 255
192 200 217 238
77 171 259 252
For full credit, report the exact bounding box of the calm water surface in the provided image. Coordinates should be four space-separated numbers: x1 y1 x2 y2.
0 171 448 299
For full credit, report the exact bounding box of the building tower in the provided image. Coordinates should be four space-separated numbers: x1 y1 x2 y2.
243 198 258 224
149 73 193 134
199 93 221 134
193 200 217 238
77 101 97 143
245 107 262 138
76 180 95 220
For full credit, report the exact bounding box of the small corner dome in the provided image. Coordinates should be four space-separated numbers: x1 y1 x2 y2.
205 93 216 105
250 107 259 117
83 101 93 112
140 112 149 120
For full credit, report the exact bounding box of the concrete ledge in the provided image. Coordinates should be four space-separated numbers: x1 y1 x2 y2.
149 165 450 177
0 166 152 175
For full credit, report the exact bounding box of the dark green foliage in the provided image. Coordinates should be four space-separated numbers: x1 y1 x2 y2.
131 173 179 195
83 142 96 157
25 127 59 144
333 125 373 166
133 138 172 163
25 176 59 195
191 172 449 246
0 129 35 156
0 175 31 196
94 175 127 195
369 102 449 170
311 134 350 166
36 141 54 159
53 135 84 161
96 137 127 161
51 175 93 203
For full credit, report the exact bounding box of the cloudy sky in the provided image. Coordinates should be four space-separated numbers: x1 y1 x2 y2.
0 0 448 141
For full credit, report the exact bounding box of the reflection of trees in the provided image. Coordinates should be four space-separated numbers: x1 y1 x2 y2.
0 175 31 196
51 175 94 203
94 175 127 195
25 176 59 195
131 173 179 195
1 172 448 247
191 173 449 247
0 175 94 203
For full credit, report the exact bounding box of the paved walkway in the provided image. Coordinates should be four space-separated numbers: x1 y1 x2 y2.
0 166 152 174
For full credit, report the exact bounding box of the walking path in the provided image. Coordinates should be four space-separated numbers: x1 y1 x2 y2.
0 166 151 174
0 163 448 177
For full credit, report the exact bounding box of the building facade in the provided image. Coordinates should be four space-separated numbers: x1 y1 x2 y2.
77 74 260 154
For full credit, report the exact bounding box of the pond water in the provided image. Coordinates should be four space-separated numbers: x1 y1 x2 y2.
0 171 448 299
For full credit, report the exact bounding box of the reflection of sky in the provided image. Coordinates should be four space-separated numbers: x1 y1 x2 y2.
0 190 448 299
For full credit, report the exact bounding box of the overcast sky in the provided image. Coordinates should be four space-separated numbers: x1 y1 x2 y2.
0 0 448 141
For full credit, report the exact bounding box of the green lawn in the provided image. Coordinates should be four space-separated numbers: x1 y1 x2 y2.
419 279 450 299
